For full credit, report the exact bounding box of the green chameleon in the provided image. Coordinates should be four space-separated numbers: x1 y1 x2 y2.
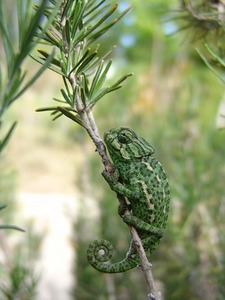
87 127 170 273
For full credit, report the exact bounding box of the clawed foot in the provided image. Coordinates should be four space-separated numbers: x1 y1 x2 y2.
102 168 120 188
118 203 132 217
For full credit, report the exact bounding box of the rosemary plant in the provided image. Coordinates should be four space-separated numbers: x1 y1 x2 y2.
34 0 132 145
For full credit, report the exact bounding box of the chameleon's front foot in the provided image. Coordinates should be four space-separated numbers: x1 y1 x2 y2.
118 202 132 217
102 168 120 189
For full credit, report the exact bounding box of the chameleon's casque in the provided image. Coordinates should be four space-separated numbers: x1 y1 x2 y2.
87 127 170 273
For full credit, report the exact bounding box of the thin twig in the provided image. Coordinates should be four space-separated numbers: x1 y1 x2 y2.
82 107 160 297
130 227 161 300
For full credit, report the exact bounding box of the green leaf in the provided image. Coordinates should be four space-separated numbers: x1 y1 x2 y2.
89 73 133 106
71 0 86 38
76 51 98 74
0 205 25 232
90 60 112 98
57 107 84 127
84 0 107 19
0 205 7 211
38 49 61 67
205 44 225 68
62 77 74 104
60 88 73 106
0 122 17 153
75 4 118 45
36 106 62 112
13 0 48 76
0 2 14 72
40 27 61 47
89 60 104 96
88 5 132 43
110 72 133 89
69 48 91 74
80 45 115 75
61 0 75 20
84 2 111 26
197 48 225 85
32 0 60 43
12 50 57 102
30 50 64 76
80 74 90 104
0 225 25 232
4 70 26 107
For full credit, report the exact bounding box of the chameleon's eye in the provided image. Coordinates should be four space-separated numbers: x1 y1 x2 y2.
118 130 132 144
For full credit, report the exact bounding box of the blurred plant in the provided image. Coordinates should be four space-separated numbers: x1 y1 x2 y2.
0 0 58 232
174 0 225 41
0 156 44 299
170 0 225 130
0 222 44 300
0 0 57 297
0 0 58 154
0 205 24 231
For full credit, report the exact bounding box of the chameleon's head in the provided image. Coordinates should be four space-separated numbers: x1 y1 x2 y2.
104 127 155 162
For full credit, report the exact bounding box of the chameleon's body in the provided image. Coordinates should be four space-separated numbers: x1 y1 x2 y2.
87 127 170 273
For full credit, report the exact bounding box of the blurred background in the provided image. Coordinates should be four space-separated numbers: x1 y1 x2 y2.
0 0 225 299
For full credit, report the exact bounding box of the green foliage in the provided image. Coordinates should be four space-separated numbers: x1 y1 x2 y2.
0 122 17 155
0 158 43 299
171 0 225 42
172 0 225 111
34 0 132 126
0 0 57 154
0 224 43 300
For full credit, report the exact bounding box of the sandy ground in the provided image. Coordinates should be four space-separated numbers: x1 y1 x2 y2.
18 192 78 300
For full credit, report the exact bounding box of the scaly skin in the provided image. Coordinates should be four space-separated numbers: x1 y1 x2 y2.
87 127 170 273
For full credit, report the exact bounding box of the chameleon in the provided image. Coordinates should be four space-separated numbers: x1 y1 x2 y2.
87 127 170 273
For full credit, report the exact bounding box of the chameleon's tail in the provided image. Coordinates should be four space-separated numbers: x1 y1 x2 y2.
87 239 139 273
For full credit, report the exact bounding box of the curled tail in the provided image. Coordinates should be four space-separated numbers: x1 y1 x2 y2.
87 239 139 273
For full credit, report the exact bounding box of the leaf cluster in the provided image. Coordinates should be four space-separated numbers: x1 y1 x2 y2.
0 0 57 154
34 0 132 127
171 0 225 42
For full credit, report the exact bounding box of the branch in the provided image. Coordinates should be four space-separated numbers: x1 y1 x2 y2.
116 194 161 300
130 227 161 300
71 90 161 297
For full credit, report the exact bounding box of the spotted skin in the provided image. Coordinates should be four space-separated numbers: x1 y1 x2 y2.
87 127 170 273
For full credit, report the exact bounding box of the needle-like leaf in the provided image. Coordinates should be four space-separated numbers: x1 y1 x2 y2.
0 122 17 153
57 107 85 127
